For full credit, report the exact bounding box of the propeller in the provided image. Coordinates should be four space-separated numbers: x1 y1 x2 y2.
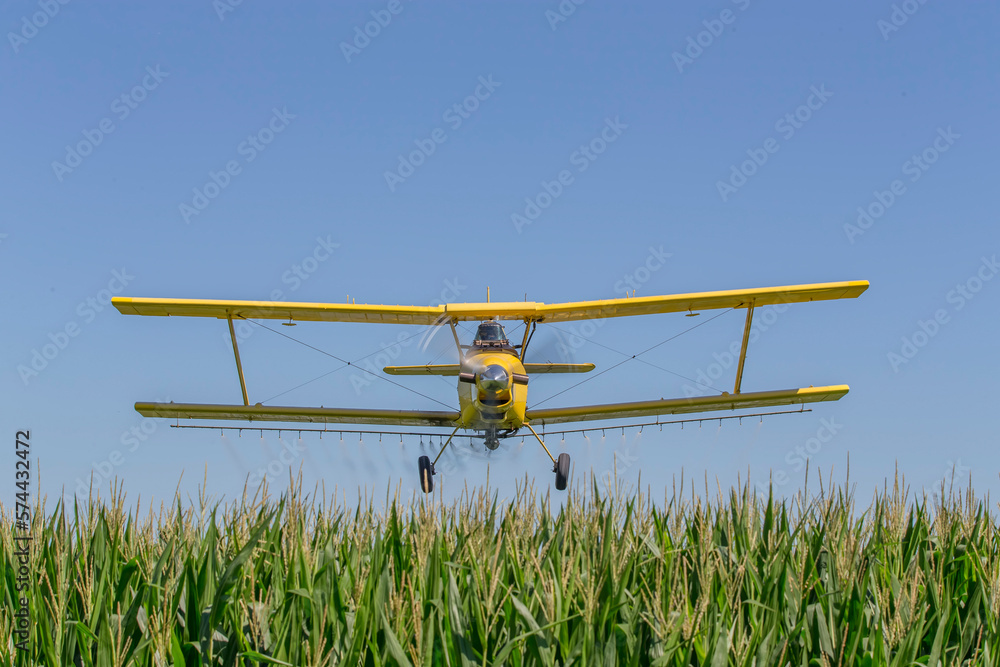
478 364 509 392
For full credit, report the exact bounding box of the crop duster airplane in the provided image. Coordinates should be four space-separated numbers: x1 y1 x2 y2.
113 280 867 492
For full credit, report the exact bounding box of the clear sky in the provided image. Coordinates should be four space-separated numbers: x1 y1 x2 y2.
2 1 998 511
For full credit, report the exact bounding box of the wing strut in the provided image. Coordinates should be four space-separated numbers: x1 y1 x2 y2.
519 320 536 361
525 422 556 465
227 316 250 406
432 426 463 466
449 319 464 361
733 300 755 394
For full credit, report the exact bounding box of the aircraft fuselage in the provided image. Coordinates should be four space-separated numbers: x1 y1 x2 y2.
455 322 528 434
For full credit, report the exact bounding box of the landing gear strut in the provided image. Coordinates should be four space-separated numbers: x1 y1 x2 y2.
525 423 571 491
418 424 571 492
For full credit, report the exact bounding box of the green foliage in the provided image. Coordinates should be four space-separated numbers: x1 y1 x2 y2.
1 473 998 666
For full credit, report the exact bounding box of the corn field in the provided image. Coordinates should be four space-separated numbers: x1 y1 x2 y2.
2 473 998 666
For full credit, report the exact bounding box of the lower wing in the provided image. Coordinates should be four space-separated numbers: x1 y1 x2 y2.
525 385 848 426
135 402 460 427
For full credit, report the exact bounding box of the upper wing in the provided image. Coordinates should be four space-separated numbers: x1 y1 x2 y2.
112 280 867 325
525 385 848 426
113 297 449 325
135 402 460 427
528 281 868 323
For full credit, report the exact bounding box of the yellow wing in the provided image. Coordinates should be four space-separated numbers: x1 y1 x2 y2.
135 402 460 427
111 280 867 325
527 281 868 322
525 385 848 426
113 297 448 325
382 364 461 375
524 363 596 374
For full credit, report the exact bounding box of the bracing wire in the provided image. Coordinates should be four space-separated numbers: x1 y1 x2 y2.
243 318 454 409
539 321 725 392
262 318 525 403
528 308 735 410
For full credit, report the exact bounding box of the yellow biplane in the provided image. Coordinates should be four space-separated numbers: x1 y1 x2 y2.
112 279 867 492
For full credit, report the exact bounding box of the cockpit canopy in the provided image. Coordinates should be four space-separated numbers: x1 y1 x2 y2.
475 321 508 344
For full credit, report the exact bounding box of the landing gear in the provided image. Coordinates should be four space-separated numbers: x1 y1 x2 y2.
418 426 461 494
418 455 434 493
554 452 571 491
484 426 500 450
525 423 571 491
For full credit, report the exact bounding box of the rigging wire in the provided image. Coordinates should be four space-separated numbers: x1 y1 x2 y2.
261 367 346 403
528 308 735 410
259 319 471 402
538 321 724 392
243 318 455 409
260 319 489 403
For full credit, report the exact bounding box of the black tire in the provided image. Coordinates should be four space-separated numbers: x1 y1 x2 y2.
554 453 571 491
418 455 434 493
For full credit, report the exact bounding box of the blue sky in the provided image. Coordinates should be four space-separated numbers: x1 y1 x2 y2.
2 1 998 510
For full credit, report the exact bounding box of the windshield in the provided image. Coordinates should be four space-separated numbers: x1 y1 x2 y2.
476 322 507 342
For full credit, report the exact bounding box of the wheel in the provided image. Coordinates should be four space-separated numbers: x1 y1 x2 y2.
554 453 570 491
418 455 434 493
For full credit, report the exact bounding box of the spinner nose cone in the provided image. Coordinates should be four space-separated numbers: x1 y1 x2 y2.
478 364 509 392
